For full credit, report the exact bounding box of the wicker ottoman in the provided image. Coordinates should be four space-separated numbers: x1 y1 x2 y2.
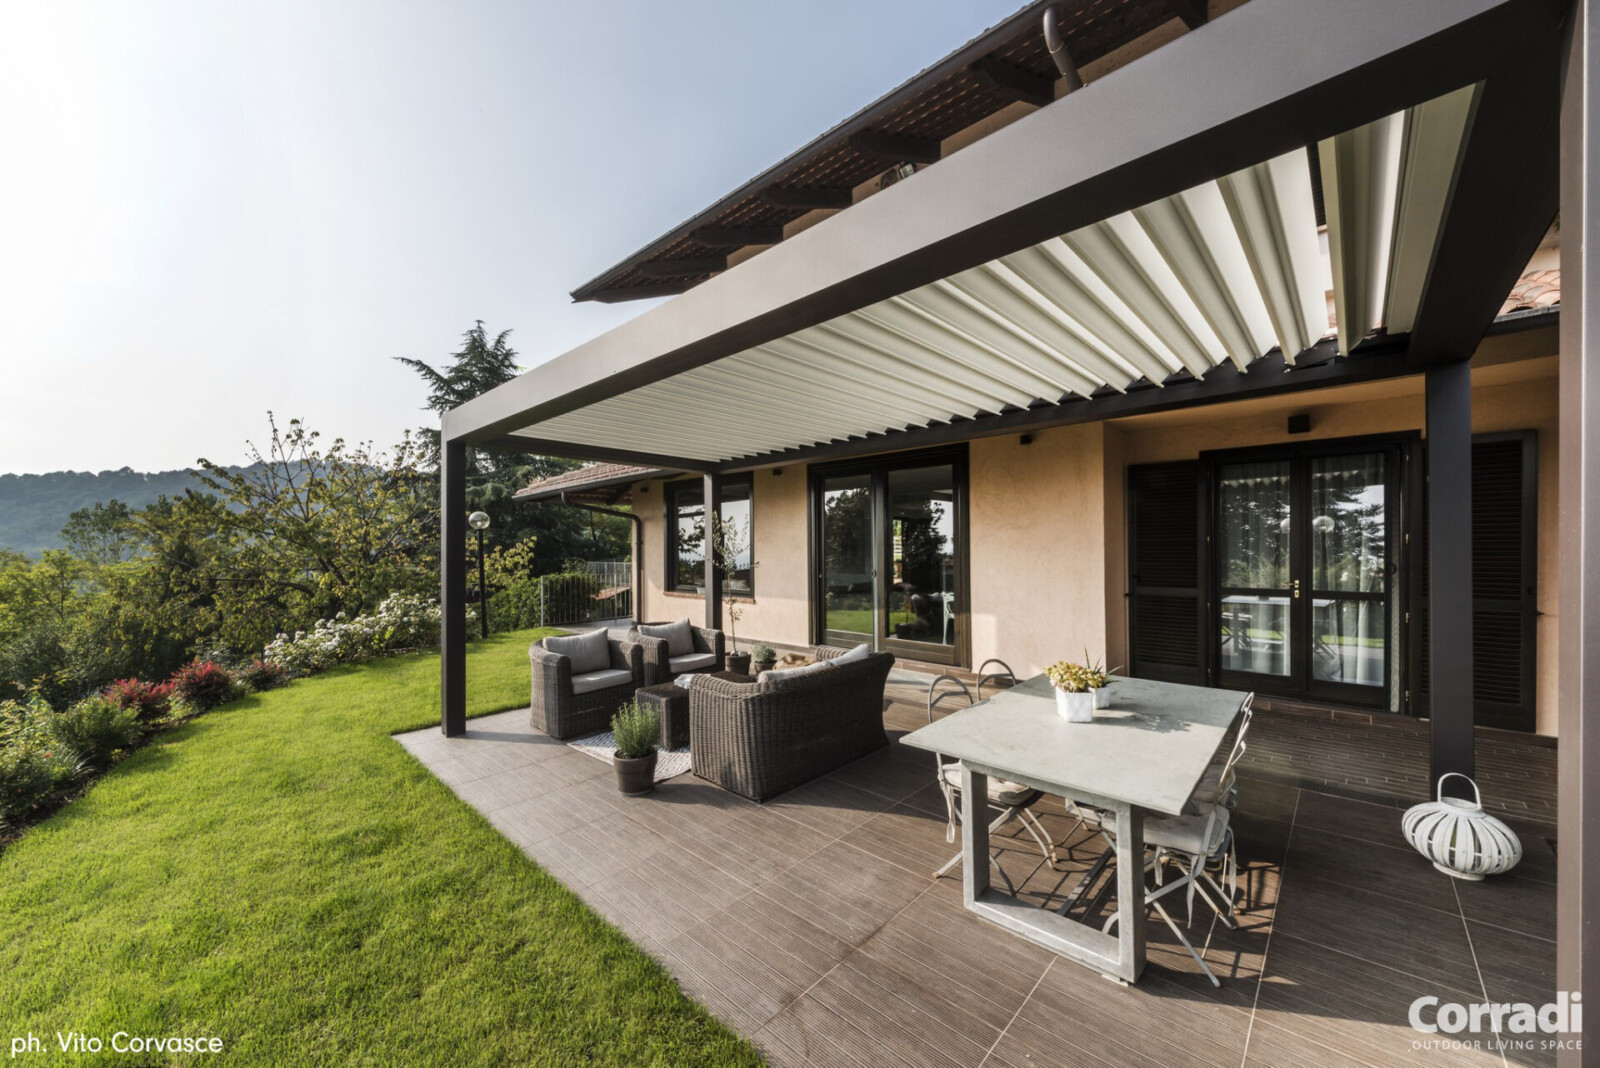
634 683 691 750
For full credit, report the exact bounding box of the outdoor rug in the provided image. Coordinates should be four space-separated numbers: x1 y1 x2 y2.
567 732 693 783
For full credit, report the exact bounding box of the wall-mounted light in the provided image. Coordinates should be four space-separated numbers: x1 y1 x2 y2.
1288 413 1312 434
1020 434 1034 446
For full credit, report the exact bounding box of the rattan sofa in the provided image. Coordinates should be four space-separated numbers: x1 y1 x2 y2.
628 620 725 682
529 634 646 740
687 645 893 801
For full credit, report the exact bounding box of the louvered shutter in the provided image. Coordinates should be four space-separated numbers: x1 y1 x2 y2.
1413 432 1538 731
1128 461 1204 684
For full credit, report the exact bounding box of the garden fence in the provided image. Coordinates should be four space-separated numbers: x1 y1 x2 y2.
537 561 632 627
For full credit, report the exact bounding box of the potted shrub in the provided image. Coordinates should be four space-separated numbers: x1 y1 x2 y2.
1046 661 1095 723
751 642 777 675
711 514 760 674
1081 651 1120 708
611 700 660 796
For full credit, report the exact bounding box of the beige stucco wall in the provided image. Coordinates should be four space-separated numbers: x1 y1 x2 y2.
634 468 813 651
967 424 1118 678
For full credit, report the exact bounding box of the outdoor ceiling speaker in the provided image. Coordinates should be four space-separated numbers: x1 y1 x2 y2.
1287 413 1312 434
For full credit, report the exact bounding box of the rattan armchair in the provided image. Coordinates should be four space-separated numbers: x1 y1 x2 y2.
628 620 725 683
529 636 646 740
687 645 893 801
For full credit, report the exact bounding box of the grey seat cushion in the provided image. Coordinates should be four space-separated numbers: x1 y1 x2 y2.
570 667 635 695
669 651 717 674
1144 807 1231 856
941 763 1038 807
544 628 612 674
639 618 695 657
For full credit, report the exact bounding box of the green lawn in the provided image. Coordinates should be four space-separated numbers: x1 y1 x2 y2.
0 629 762 1067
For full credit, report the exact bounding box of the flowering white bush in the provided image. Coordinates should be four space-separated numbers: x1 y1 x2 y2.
263 593 474 676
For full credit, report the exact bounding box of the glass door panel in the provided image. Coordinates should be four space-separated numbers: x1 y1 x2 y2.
1218 461 1295 680
1212 445 1397 707
820 474 875 645
1309 453 1388 691
885 465 956 655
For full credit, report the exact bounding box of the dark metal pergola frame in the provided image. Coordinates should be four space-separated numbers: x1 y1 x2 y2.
437 1 1595 1047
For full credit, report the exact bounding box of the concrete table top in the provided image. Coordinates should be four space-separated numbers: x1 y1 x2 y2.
903 674 1251 816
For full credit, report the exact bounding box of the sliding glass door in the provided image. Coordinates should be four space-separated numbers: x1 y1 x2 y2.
1213 443 1400 706
813 449 967 665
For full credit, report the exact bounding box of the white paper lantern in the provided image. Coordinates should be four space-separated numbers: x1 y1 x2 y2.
1402 773 1522 880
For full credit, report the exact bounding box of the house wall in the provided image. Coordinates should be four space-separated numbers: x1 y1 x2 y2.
966 424 1118 678
624 348 1559 736
634 467 811 653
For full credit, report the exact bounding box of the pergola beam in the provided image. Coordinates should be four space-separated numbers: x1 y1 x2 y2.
1557 2 1599 1061
1407 31 1562 362
718 335 1425 471
442 0 1563 450
487 435 707 472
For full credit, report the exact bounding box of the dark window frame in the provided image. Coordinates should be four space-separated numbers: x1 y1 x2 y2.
663 476 755 597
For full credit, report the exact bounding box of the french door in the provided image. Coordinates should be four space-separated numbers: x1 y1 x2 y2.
1211 442 1402 707
812 448 967 666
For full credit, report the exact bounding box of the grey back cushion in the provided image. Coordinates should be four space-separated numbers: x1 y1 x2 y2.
639 618 694 658
833 642 872 665
544 628 612 675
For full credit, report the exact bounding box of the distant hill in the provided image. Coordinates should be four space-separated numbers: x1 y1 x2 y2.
0 467 211 556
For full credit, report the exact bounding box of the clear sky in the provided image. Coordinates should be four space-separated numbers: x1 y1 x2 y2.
0 0 1026 474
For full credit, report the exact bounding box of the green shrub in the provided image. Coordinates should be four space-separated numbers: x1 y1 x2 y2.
751 642 776 663
49 695 141 770
102 678 174 722
170 659 238 712
611 700 659 759
238 660 287 692
0 693 83 829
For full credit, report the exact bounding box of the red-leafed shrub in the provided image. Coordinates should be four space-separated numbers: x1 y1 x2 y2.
102 678 175 722
169 660 237 712
238 660 287 692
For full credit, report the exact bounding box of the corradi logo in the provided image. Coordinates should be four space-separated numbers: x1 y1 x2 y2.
1408 991 1583 1055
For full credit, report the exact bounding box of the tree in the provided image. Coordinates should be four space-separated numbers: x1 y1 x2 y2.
61 500 138 565
195 415 435 652
397 322 630 576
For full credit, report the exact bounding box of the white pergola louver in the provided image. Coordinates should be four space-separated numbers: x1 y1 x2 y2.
518 93 1472 465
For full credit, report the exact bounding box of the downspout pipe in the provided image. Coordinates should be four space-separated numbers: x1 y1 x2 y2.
560 491 645 624
1042 7 1085 93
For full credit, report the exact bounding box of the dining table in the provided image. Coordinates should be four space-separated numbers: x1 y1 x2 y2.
901 673 1250 984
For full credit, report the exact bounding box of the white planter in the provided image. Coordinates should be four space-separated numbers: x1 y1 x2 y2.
1402 773 1523 881
1054 688 1095 723
1093 685 1111 709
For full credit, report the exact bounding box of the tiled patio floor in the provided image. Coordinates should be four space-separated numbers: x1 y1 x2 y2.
395 673 1559 1068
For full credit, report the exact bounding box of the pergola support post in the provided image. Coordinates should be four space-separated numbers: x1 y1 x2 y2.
1425 359 1474 795
703 472 724 632
440 440 467 737
1558 2 1598 1062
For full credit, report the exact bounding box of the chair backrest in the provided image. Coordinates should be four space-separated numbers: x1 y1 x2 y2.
926 673 975 723
1213 693 1255 803
974 658 1017 700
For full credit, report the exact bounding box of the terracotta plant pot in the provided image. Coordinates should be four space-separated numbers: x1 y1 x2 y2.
753 659 776 676
726 652 752 674
614 750 658 795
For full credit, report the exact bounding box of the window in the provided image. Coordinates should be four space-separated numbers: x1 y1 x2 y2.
665 477 754 596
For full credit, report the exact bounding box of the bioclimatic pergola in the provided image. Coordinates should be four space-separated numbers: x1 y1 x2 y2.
440 0 1597 1043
